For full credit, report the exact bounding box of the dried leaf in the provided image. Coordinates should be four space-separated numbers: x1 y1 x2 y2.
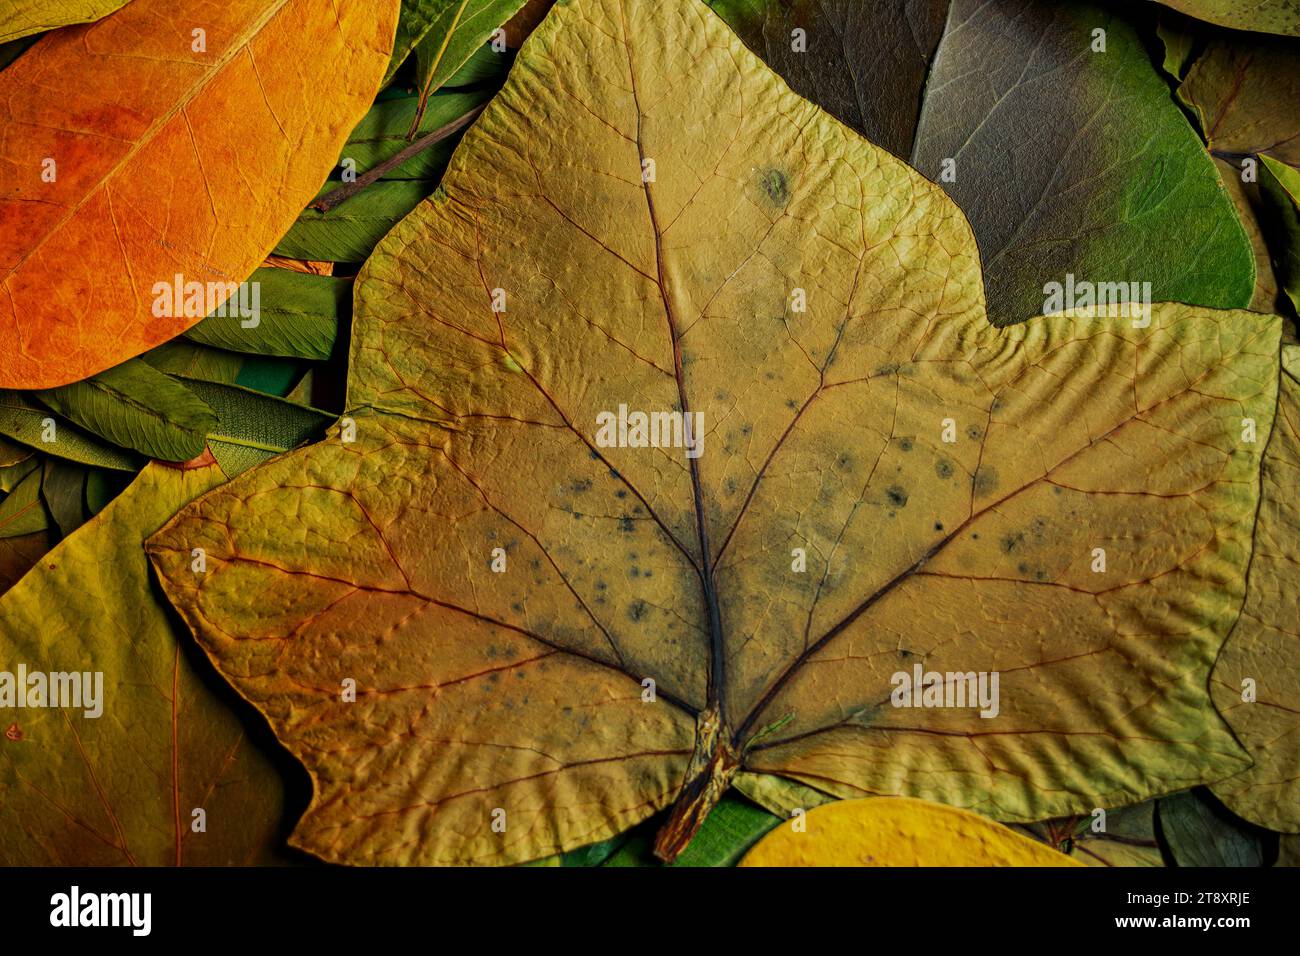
0 466 47 538
739 797 1083 866
1150 0 1300 37
0 0 399 389
275 180 435 263
184 268 349 361
1017 801 1164 867
708 0 951 159
36 358 218 463
1209 345 1300 831
912 0 1255 326
0 463 289 864
150 0 1279 866
1158 789 1265 866
0 393 142 471
0 0 130 43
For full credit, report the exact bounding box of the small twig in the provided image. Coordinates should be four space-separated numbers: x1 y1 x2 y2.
310 104 487 214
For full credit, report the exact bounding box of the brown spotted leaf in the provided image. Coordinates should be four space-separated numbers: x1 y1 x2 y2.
149 0 1279 866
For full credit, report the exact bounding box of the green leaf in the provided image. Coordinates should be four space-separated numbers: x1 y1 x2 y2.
40 459 88 539
0 467 48 538
444 39 515 86
0 0 131 43
0 457 39 494
0 436 31 469
714 0 1256 328
36 358 217 462
0 392 141 471
602 796 780 867
708 0 952 159
175 377 334 478
1158 790 1265 867
141 339 249 384
1260 155 1300 312
185 268 349 361
334 89 492 181
275 180 438 263
911 0 1255 326
410 1 527 111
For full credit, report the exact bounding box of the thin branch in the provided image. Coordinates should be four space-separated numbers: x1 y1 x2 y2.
309 104 487 214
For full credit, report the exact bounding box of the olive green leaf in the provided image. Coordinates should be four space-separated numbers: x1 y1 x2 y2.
36 359 218 463
711 0 1256 328
1158 789 1266 866
0 0 131 43
175 378 334 479
1260 156 1300 313
0 462 289 865
1149 1 1300 37
403 1 528 134
275 180 437 263
708 0 951 159
40 459 88 539
912 0 1254 326
185 269 350 361
0 393 141 471
0 466 47 538
332 89 493 182
601 795 781 867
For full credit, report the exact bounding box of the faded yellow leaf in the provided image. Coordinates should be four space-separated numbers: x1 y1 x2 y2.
1210 344 1300 832
149 0 1279 866
0 463 287 864
739 797 1083 867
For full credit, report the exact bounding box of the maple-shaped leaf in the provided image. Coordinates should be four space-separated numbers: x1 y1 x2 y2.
149 0 1280 865
0 0 399 389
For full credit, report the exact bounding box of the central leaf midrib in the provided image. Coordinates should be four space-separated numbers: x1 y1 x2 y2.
621 4 727 715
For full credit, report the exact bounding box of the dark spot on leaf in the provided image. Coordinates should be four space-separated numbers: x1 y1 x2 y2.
758 166 789 206
628 599 647 622
886 486 908 507
935 458 954 479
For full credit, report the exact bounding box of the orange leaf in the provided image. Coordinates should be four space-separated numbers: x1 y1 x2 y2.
0 0 399 389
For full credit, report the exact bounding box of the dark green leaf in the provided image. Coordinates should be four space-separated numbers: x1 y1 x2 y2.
35 359 217 462
275 180 438 263
0 392 142 471
185 268 349 360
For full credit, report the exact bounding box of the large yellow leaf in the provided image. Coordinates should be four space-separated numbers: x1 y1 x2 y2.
1210 345 1300 831
0 463 287 864
148 0 1280 866
0 0 399 389
739 797 1082 866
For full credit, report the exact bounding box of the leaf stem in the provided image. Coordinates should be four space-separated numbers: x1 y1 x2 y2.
309 104 487 214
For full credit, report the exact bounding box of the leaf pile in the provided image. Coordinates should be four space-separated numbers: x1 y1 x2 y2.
2 0 1298 870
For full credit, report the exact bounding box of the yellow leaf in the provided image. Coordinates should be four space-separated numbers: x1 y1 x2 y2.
1210 344 1300 832
149 0 1280 866
739 797 1083 867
